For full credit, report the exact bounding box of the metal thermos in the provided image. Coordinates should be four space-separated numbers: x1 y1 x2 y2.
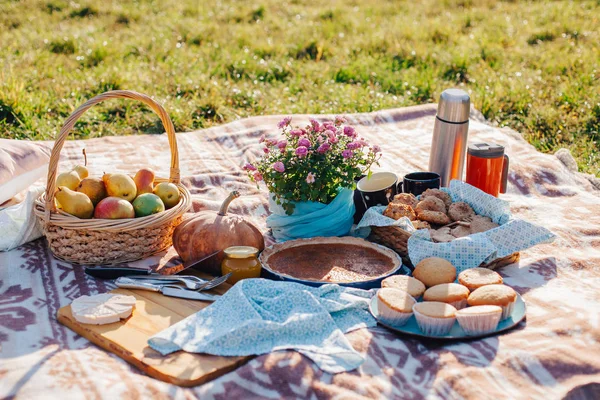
428 89 471 187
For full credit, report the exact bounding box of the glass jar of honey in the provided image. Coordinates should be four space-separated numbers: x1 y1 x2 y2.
221 246 261 285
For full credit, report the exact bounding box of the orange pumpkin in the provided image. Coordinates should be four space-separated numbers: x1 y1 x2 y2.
172 191 265 274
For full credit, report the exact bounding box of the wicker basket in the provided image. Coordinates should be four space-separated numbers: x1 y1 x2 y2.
370 225 520 270
34 90 192 265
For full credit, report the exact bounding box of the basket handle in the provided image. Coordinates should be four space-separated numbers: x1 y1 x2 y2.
44 90 180 219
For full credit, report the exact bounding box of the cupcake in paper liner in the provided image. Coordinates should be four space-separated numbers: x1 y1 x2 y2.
467 284 517 320
381 275 426 300
376 288 416 327
456 305 502 335
412 302 457 336
423 283 470 310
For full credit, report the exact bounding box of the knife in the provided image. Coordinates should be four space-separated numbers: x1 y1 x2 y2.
84 250 221 280
115 278 220 302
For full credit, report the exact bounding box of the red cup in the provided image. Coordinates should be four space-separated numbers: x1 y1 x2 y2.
466 143 509 197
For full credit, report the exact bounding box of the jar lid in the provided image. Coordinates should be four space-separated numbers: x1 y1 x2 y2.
223 246 259 259
468 142 505 158
436 88 470 123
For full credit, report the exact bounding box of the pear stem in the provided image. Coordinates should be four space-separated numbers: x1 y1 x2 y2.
83 148 87 166
218 191 240 216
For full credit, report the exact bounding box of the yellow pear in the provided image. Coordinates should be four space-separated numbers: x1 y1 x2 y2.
73 165 89 179
153 182 180 209
76 178 107 205
55 186 94 219
103 173 137 202
56 170 81 190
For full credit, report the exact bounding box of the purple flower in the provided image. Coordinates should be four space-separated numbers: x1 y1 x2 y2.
328 135 339 144
253 171 263 181
295 146 308 158
272 161 285 173
317 143 331 154
343 126 357 138
356 139 369 147
243 163 257 171
259 134 266 143
298 138 311 147
323 121 335 131
342 149 354 159
263 147 270 154
346 141 361 150
290 129 303 137
277 140 287 149
335 115 347 125
309 118 321 132
266 139 278 146
278 116 292 129
306 172 316 184
372 144 382 153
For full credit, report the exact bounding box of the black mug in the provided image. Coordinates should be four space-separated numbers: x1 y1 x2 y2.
401 172 441 196
356 172 399 213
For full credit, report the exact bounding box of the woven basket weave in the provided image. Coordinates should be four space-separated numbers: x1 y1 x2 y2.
370 225 520 270
34 90 191 265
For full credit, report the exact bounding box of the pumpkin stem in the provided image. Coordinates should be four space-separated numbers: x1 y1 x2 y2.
218 191 240 216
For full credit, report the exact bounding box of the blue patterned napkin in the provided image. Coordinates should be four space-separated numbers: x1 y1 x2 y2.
356 180 555 273
148 279 376 373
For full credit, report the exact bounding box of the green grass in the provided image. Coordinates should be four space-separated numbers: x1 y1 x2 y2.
0 0 599 175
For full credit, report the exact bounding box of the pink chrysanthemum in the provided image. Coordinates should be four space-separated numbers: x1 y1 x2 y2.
272 161 285 173
317 143 331 154
306 172 316 184
243 163 257 171
342 149 354 159
278 116 292 129
298 138 311 148
295 146 308 157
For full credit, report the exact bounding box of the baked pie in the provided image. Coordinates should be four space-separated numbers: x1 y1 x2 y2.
260 237 401 283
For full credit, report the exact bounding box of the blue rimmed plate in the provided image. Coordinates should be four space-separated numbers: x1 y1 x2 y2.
369 294 527 340
260 237 410 289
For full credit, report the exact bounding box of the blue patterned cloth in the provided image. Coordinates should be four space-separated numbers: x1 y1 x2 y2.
148 279 376 373
266 188 355 242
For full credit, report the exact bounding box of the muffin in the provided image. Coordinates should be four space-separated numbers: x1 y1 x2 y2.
456 305 502 336
458 268 503 291
381 275 426 299
467 284 517 320
413 302 457 336
376 288 416 327
423 283 470 309
412 257 457 287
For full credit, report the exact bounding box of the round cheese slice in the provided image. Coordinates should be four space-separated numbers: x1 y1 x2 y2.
71 293 136 325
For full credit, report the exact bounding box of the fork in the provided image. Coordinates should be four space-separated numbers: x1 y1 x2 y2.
125 273 231 291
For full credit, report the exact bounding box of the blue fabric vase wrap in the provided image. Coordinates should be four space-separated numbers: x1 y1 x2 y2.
266 187 355 242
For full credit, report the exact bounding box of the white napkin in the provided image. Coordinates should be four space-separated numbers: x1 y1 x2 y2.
0 186 45 251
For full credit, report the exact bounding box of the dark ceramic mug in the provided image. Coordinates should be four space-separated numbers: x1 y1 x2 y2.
400 172 441 196
356 172 399 213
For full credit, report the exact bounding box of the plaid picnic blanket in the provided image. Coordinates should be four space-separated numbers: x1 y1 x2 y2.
1 104 599 399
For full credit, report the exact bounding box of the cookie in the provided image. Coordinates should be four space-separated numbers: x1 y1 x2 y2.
448 202 475 222
392 193 419 209
412 220 431 230
421 189 452 209
418 210 451 225
383 202 416 221
470 215 499 234
430 227 454 243
412 257 457 287
451 224 471 238
415 196 447 214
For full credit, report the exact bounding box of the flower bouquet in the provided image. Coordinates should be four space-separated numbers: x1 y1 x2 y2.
245 116 381 241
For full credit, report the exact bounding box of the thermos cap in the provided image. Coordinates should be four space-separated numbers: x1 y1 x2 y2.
437 88 470 123
468 142 505 158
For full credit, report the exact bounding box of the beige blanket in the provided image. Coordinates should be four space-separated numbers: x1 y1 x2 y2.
1 104 599 399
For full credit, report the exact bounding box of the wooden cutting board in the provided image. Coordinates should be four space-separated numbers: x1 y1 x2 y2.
57 281 253 387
